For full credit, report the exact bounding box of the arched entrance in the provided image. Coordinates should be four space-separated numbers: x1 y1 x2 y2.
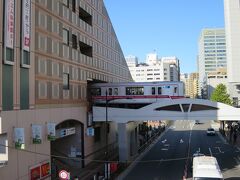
50 119 84 178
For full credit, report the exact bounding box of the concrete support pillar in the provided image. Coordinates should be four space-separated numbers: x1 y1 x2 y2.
117 122 139 162
118 123 129 162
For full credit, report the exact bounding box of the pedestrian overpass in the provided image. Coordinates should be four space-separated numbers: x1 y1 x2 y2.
93 98 240 122
92 98 240 162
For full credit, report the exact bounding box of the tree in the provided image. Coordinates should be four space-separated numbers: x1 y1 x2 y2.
210 83 232 105
210 83 232 134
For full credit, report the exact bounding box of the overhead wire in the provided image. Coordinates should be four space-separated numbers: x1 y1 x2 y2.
0 140 238 164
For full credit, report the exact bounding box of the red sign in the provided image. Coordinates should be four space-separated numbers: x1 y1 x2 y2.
110 163 118 173
30 166 40 180
30 161 50 180
5 0 15 48
41 162 50 178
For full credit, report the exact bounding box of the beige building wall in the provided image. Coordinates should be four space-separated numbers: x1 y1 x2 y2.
181 73 199 98
0 0 131 179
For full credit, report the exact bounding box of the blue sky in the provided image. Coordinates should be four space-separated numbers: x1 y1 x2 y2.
104 0 225 73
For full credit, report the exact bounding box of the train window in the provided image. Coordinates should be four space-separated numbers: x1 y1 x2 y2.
158 87 162 95
114 88 118 95
108 88 112 95
174 87 177 93
126 87 144 95
91 88 101 96
152 87 156 95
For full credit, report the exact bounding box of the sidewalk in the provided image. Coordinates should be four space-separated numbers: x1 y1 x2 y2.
218 122 240 148
74 128 166 180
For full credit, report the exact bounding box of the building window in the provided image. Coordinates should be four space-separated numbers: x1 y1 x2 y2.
63 73 70 90
72 0 76 12
79 41 93 57
72 34 77 49
62 0 69 7
63 29 69 45
21 50 30 67
5 47 14 64
38 82 47 99
79 6 92 26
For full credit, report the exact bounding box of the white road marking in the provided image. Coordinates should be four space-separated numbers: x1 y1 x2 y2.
209 148 213 156
180 139 184 143
161 148 168 151
215 147 224 153
162 139 167 143
164 144 169 147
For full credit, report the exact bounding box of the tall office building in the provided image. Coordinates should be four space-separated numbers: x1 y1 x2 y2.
180 73 199 98
127 54 180 82
0 0 132 179
224 0 240 105
198 28 226 98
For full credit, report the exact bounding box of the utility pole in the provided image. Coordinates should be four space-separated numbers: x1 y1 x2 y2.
105 90 109 179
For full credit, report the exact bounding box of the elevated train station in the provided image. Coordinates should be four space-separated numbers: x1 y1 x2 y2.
90 82 240 161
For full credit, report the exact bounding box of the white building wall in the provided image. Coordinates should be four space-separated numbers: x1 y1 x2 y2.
127 55 180 82
224 0 240 100
146 53 158 65
198 29 226 98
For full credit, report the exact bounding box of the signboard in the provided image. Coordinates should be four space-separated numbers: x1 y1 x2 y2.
22 0 31 51
32 125 42 144
110 163 118 173
59 170 70 180
30 166 40 180
47 123 56 141
14 128 25 149
59 127 76 138
86 127 94 136
87 112 93 127
30 161 50 180
41 162 50 178
5 0 15 49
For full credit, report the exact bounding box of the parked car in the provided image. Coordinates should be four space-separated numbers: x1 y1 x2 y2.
195 120 200 124
207 128 215 136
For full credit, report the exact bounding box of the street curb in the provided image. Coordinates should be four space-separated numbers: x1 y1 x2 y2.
216 131 228 144
116 126 172 180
